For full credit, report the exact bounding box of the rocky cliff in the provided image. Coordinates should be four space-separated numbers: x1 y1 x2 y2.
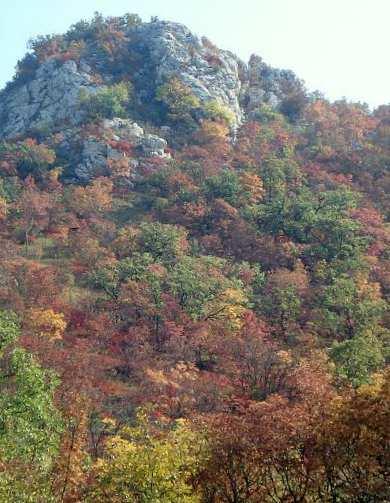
131 21 245 126
0 59 97 139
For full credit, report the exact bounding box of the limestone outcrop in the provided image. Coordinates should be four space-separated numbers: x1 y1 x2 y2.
0 16 306 181
131 21 245 128
0 59 98 139
60 119 170 183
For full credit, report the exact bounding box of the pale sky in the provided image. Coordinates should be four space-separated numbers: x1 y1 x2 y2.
1 0 389 108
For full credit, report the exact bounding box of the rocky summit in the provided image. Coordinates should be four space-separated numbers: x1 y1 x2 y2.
0 17 306 182
0 21 241 138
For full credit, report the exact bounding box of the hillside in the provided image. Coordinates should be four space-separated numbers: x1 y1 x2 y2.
0 12 389 502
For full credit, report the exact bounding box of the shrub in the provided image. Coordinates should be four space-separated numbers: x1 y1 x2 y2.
156 78 200 128
203 100 235 126
79 82 131 121
0 139 56 179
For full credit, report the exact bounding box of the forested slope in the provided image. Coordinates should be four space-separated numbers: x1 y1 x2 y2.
0 13 389 502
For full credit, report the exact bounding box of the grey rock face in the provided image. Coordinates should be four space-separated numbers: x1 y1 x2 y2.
132 21 245 128
103 118 144 139
0 59 98 139
102 118 169 158
141 134 168 158
71 119 170 183
246 56 271 111
0 20 246 139
74 138 112 183
246 54 304 115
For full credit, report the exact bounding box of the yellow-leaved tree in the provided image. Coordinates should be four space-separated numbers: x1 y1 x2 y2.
204 287 248 331
26 308 67 339
89 410 205 502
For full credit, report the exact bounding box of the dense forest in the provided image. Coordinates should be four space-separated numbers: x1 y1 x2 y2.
0 13 389 502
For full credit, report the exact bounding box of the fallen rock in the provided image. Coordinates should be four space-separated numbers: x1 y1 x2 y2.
102 118 170 158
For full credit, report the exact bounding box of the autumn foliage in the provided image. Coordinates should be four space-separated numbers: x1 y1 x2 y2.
0 11 389 503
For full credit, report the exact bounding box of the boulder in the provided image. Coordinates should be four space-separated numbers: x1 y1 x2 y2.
70 119 170 182
141 134 168 157
74 138 113 183
102 118 170 158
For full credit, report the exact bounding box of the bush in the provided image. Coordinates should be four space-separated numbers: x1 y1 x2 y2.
79 82 131 121
204 169 242 205
138 222 189 264
252 103 285 124
330 333 385 387
203 100 235 126
0 310 19 355
0 139 56 179
156 78 200 128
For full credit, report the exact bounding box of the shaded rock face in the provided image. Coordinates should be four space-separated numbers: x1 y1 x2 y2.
0 59 98 139
74 138 116 183
245 55 306 118
131 21 244 127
